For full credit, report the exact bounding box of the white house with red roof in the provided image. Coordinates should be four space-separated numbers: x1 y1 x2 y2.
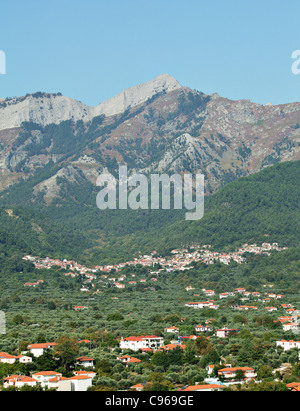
202 289 215 297
0 352 17 364
185 301 215 309
3 374 38 389
120 335 164 352
32 371 62 388
56 375 94 391
15 355 33 364
130 383 145 391
26 342 57 358
276 340 300 351
117 355 141 366
218 367 256 382
76 356 95 368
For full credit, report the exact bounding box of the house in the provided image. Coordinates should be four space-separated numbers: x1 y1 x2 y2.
73 306 88 311
234 288 246 294
203 289 215 297
236 305 258 311
26 342 57 358
117 355 141 366
219 292 230 299
0 352 16 364
120 335 164 352
276 340 300 351
114 282 125 289
125 358 142 367
57 375 93 392
283 323 299 332
218 367 256 382
76 356 95 369
185 301 215 309
264 307 278 312
130 383 145 391
286 382 300 391
178 335 203 343
215 328 238 338
73 370 97 379
15 355 33 364
179 384 224 392
3 375 38 389
32 371 63 388
160 344 186 352
78 339 92 345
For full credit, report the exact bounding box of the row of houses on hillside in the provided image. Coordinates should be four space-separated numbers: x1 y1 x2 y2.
3 370 96 391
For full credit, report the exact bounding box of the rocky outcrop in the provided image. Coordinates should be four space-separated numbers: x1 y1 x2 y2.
0 74 182 130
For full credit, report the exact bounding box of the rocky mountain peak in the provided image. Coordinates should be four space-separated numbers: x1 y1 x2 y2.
0 74 182 131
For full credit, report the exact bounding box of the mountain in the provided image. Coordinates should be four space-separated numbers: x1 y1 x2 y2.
0 74 181 130
0 160 300 266
0 74 299 211
0 161 298 266
81 160 300 264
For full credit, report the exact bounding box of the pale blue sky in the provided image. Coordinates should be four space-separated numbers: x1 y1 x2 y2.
1 0 300 106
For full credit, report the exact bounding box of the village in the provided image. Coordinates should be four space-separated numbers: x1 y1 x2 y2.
21 242 299 336
0 241 298 391
22 241 287 281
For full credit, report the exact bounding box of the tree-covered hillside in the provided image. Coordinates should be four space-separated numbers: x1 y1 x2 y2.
0 161 299 267
121 160 300 257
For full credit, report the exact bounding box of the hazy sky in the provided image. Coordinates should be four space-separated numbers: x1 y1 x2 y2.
1 0 300 106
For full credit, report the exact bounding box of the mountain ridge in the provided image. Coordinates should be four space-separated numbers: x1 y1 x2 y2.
0 74 299 203
0 74 182 131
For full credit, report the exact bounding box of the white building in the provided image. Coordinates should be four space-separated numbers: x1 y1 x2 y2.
0 352 16 364
57 375 93 391
283 323 299 332
276 340 300 351
120 335 164 352
218 367 257 381
215 328 238 338
16 355 33 364
3 375 38 389
32 371 62 388
185 301 215 309
26 342 57 358
76 356 95 368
